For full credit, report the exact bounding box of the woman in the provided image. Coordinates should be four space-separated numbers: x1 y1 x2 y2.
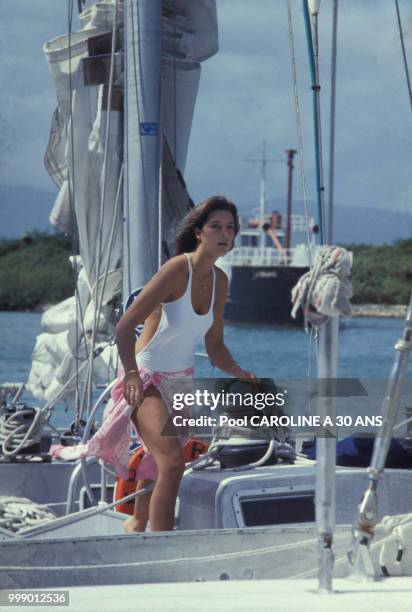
115 195 256 533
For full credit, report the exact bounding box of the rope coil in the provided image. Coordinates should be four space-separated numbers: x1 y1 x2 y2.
0 497 56 534
0 404 45 457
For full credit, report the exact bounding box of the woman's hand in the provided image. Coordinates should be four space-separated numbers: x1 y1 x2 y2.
231 364 257 379
122 371 144 408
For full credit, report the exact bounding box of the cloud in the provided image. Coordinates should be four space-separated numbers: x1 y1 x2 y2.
1 0 411 226
0 1 74 187
186 0 412 218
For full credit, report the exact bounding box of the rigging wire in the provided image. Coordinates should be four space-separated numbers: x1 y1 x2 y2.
286 0 314 267
92 165 124 364
95 165 124 320
173 11 178 166
309 9 326 245
286 0 318 413
327 0 338 244
158 4 165 270
67 0 89 427
84 0 119 417
124 0 132 297
394 0 412 113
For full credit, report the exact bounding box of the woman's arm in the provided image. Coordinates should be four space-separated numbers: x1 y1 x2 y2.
116 256 186 405
205 269 255 379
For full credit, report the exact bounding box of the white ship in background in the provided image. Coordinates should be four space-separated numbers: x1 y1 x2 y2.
218 143 318 325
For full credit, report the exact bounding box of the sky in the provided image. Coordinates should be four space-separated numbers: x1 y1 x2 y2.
0 0 411 223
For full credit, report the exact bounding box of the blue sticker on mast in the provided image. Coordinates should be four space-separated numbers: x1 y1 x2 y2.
140 122 159 136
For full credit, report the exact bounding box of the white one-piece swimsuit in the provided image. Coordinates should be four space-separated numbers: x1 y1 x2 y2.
136 253 216 373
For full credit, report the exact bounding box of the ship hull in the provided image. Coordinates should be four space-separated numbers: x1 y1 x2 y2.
224 265 308 325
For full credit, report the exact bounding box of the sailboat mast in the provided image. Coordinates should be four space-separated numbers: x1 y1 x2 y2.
259 140 267 248
303 0 326 244
306 0 339 594
285 148 297 251
123 0 162 297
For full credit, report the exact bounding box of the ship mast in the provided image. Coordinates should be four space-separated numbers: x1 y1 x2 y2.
259 141 267 248
285 148 297 251
244 141 281 248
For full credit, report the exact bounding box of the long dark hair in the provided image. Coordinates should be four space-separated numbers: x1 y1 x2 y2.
174 196 240 255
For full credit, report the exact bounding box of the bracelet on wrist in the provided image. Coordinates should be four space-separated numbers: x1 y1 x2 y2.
123 369 139 380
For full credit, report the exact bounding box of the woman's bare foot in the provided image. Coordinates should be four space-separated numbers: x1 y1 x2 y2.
123 516 144 533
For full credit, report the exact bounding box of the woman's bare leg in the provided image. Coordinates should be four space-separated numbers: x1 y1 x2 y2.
134 386 185 531
123 479 153 533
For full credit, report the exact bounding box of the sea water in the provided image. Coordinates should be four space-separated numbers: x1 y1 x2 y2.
1 311 411 381
0 312 411 427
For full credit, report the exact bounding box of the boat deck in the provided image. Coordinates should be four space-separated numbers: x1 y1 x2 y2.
5 578 412 612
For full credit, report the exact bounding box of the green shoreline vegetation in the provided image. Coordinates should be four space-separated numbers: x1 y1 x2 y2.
0 232 411 312
0 232 75 311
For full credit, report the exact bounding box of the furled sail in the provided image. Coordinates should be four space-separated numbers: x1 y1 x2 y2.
27 0 218 414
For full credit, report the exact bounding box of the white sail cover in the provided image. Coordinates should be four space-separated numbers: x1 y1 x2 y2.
27 0 218 408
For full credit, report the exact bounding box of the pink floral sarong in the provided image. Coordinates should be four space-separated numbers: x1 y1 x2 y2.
50 366 194 481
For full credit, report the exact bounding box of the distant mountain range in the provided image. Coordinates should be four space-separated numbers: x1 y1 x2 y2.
333 205 412 245
1 185 411 245
238 197 412 245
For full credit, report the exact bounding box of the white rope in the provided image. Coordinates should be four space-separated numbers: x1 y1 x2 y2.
0 497 56 534
0 407 44 457
379 513 412 573
291 245 353 330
